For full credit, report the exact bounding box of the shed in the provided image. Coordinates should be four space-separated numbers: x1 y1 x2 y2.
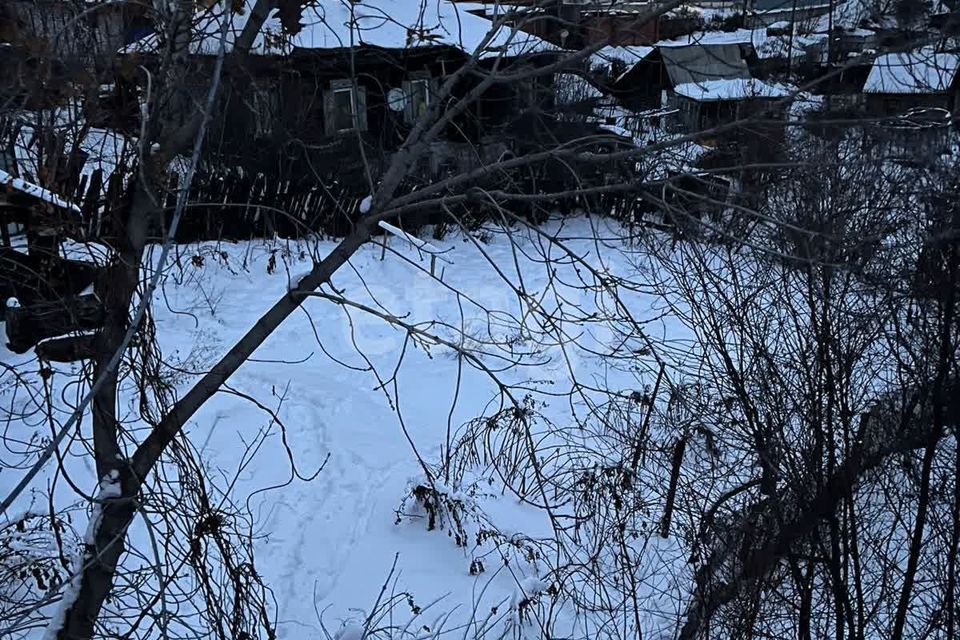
612 36 761 113
0 168 82 251
0 168 96 321
863 49 960 117
671 77 792 131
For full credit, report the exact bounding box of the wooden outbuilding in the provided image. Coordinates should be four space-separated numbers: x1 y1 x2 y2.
0 168 83 254
863 48 960 118
0 169 98 346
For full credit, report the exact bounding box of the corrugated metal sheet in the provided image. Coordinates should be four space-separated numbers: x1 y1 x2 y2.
660 44 751 87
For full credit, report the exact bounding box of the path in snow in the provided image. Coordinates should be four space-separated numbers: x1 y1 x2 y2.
2 217 690 638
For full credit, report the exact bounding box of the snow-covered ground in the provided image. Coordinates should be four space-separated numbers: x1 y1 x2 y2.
0 216 695 639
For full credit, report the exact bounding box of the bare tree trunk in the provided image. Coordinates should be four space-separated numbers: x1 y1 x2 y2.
890 440 938 640
948 438 960 640
892 223 958 640
56 471 138 640
53 3 280 636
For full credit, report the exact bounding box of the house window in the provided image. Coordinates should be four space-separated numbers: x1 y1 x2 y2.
409 78 430 120
249 90 277 138
402 74 434 124
324 80 367 135
331 84 356 132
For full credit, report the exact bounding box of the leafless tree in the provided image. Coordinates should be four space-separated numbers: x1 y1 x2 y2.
1 1 958 639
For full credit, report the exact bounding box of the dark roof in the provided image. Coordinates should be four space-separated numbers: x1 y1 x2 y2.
752 0 830 13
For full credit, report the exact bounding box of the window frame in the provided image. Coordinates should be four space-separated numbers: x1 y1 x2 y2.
408 77 431 120
330 81 358 133
403 72 436 125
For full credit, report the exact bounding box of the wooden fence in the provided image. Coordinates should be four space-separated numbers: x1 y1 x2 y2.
4 116 684 245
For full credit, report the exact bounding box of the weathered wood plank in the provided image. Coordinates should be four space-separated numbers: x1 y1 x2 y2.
5 294 104 353
35 333 98 362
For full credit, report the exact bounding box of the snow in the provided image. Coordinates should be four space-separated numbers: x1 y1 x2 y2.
755 31 827 60
39 569 79 640
83 471 121 546
653 26 828 61
0 168 81 213
657 28 757 48
864 49 960 95
753 0 830 12
6 298 20 309
125 0 552 59
378 220 453 263
2 216 695 639
810 0 872 31
517 576 549 597
591 44 655 67
556 72 605 104
334 622 365 640
5 110 135 187
359 194 372 214
673 77 793 101
599 123 633 138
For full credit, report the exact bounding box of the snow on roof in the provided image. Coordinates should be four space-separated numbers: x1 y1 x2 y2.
809 0 870 31
656 29 756 48
592 45 655 67
843 27 877 37
755 31 826 60
126 0 551 58
453 2 526 17
555 71 605 105
864 49 960 94
653 25 830 63
673 77 793 101
0 168 81 213
752 0 830 13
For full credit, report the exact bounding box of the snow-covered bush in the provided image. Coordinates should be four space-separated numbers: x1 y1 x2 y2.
0 512 79 632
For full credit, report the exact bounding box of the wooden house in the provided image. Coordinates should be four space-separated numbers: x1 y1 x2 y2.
604 46 664 110
860 49 960 151
795 27 873 96
670 77 790 133
116 1 559 178
99 0 618 238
